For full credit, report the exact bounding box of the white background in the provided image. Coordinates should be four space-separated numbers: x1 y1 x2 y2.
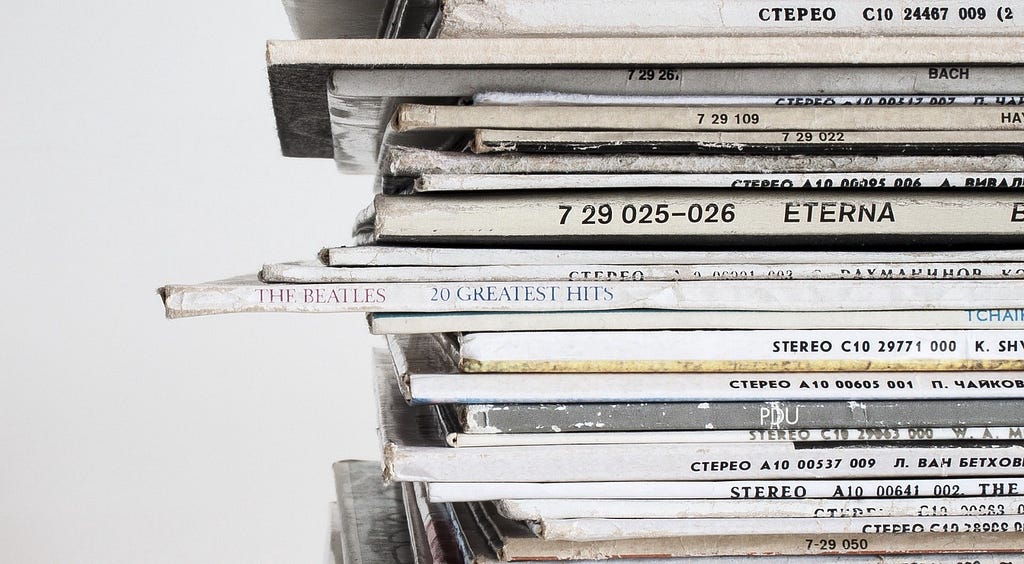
0 2 379 562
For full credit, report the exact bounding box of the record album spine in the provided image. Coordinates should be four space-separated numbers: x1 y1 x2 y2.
385 443 1024 482
437 0 1024 38
447 426 1024 447
407 371 1024 403
457 329 1024 374
425 476 1024 503
471 129 1024 156
160 278 1024 318
382 146 1024 176
373 190 1024 244
413 171 1024 192
454 399 1024 434
396 103 1024 132
496 495 1024 520
532 514 1024 541
261 261 1024 284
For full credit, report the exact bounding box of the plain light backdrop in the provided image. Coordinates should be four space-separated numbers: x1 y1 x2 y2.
0 2 378 562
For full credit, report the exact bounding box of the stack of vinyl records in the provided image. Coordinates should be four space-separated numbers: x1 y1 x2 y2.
162 1 1024 562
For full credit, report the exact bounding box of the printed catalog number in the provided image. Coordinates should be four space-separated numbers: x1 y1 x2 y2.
805 538 869 551
557 203 736 226
866 5 1015 21
698 112 760 125
782 131 846 142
